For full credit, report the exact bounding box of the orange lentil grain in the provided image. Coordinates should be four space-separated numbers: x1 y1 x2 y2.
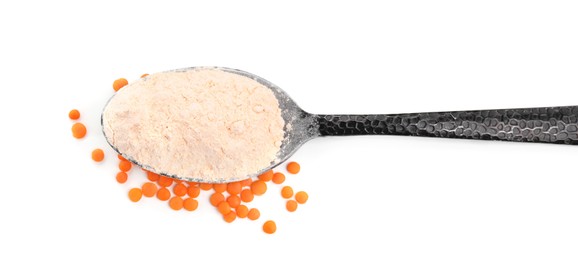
141 73 149 78
223 211 237 223
286 162 300 174
173 183 187 197
187 185 201 198
128 188 142 202
272 172 285 184
68 109 80 120
281 186 293 199
227 182 242 195
210 193 225 207
147 171 160 182
250 180 267 196
142 182 158 197
113 78 128 92
156 187 171 201
157 176 173 187
263 220 276 234
169 196 184 210
91 149 104 162
240 189 254 203
213 183 227 193
226 195 241 208
217 201 231 215
286 200 298 212
247 208 260 220
183 198 198 211
295 191 308 204
117 154 127 161
258 170 274 181
199 183 213 191
118 160 132 172
116 172 128 183
240 178 253 187
71 123 87 139
236 205 249 218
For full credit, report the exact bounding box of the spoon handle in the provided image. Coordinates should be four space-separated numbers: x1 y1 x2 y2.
315 106 578 144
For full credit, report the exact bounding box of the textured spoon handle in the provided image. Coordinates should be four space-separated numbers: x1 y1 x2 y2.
315 106 578 144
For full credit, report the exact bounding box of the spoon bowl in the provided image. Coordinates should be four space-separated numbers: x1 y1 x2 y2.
102 67 318 183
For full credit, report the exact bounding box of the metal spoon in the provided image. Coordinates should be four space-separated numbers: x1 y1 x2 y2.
103 67 578 183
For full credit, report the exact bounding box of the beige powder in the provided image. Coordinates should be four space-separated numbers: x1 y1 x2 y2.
102 68 285 182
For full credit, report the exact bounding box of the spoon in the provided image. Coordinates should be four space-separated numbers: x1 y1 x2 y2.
103 67 578 183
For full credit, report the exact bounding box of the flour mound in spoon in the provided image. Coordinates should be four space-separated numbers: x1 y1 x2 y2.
102 68 285 182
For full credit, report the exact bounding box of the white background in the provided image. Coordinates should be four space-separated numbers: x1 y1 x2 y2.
1 1 578 259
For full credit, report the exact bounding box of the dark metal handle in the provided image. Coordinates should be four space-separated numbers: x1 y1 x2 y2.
315 106 578 144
